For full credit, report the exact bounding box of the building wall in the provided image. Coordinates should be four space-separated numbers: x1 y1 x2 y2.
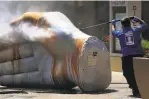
142 1 149 24
0 1 109 39
142 1 149 40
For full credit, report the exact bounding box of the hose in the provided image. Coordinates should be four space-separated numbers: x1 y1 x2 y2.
80 20 121 30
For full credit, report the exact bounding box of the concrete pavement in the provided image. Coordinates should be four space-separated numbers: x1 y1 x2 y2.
0 72 141 99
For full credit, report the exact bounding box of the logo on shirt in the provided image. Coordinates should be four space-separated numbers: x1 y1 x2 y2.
125 31 134 45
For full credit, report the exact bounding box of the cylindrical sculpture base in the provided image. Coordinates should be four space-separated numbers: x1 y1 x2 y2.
77 36 111 92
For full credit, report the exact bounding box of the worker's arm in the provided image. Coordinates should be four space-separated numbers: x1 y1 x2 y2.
130 16 148 32
112 24 116 31
111 20 121 37
130 16 146 24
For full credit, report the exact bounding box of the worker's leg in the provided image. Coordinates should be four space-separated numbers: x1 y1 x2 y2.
131 54 143 96
122 55 140 97
123 54 143 97
128 55 140 96
122 56 133 89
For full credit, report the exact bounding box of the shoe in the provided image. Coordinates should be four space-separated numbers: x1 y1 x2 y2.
133 93 141 98
129 85 132 89
132 89 141 98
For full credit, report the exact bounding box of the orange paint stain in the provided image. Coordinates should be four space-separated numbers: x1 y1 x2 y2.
10 12 50 28
70 39 86 83
52 58 57 85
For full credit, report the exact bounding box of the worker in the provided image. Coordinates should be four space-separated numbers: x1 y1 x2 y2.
111 16 148 98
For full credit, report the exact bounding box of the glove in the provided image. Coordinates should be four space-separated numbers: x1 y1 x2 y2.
130 16 139 22
133 16 139 22
129 16 134 20
111 20 119 25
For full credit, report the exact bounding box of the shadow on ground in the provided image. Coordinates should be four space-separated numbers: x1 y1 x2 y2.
128 95 142 98
0 85 118 95
0 86 28 94
35 88 118 95
111 83 127 84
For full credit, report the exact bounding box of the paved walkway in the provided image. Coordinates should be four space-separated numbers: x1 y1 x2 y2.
0 72 142 99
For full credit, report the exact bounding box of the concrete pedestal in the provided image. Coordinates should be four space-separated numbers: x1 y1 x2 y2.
133 57 149 99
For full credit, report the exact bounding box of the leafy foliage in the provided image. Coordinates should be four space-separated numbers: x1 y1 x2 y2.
142 40 149 49
142 40 149 58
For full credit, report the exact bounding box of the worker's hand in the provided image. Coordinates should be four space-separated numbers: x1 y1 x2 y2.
133 16 139 22
111 20 119 25
129 16 139 22
129 16 134 20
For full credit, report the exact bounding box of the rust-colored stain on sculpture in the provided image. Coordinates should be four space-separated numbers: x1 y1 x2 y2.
0 12 111 92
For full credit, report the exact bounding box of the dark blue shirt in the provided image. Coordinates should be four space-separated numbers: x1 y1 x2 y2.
112 24 147 56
